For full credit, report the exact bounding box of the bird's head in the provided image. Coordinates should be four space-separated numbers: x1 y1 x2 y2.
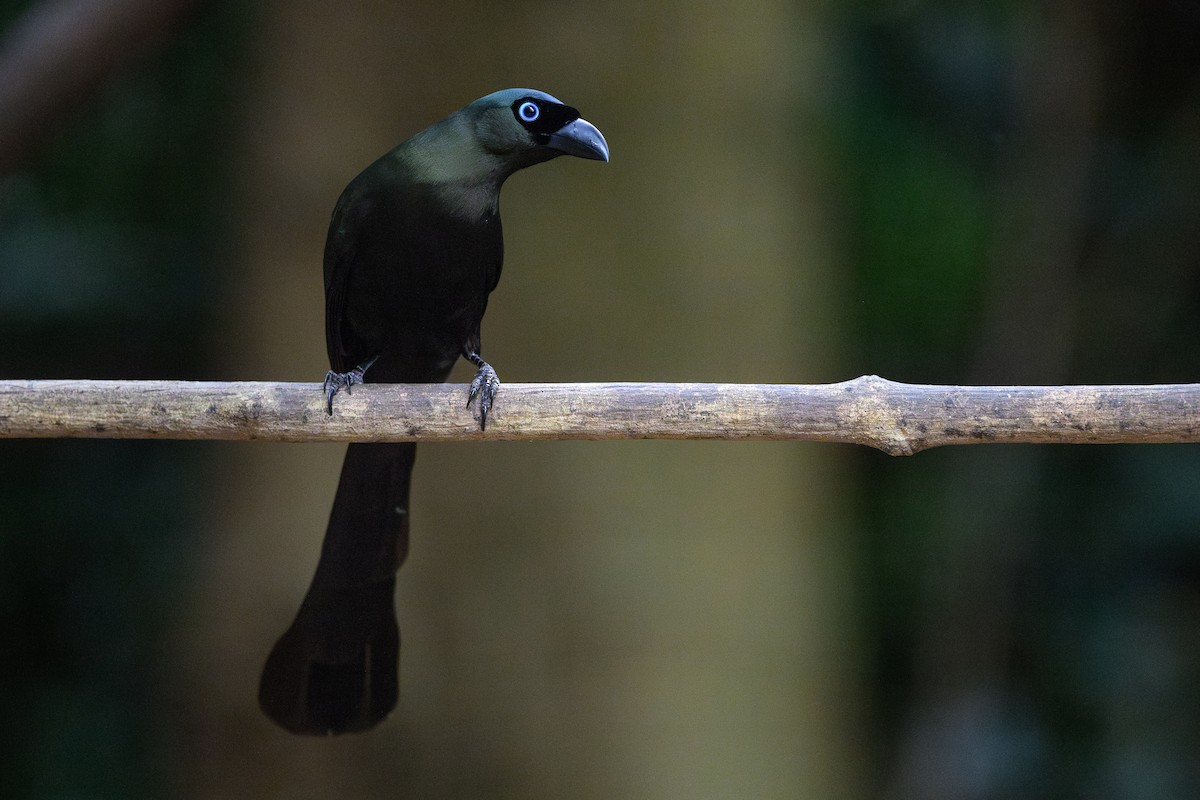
467 88 609 168
405 89 608 190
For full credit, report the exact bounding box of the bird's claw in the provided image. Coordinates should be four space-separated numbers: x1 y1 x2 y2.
323 367 366 415
322 356 379 415
467 363 500 430
323 370 359 415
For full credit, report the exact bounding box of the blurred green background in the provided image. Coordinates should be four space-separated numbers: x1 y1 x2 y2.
2 1 1199 798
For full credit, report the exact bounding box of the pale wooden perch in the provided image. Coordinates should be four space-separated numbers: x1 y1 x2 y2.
1 377 1197 456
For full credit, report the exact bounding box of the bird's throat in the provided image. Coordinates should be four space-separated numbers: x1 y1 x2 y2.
430 179 501 222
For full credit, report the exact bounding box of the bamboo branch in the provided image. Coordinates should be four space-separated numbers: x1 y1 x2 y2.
1 377 1197 455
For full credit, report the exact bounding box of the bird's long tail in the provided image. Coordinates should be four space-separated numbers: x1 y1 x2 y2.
259 442 415 735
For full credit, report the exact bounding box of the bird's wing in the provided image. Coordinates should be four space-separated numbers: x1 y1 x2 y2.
484 215 504 295
323 185 364 373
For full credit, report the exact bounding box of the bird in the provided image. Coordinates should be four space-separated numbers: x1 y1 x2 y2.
258 89 608 735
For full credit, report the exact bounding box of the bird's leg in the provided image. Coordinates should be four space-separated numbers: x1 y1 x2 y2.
323 355 380 415
464 350 500 430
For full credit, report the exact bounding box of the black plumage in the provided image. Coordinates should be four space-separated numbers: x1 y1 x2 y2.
258 89 608 735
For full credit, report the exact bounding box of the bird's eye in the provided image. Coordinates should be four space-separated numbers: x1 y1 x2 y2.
517 101 540 122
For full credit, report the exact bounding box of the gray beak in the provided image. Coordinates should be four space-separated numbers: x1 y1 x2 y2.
547 117 609 162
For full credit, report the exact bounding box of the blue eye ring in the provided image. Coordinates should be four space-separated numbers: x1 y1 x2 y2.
517 101 540 122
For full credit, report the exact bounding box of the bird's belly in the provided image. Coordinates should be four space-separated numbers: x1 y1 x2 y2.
344 276 484 382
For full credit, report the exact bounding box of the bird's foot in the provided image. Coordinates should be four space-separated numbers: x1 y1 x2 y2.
466 361 500 430
322 356 379 415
